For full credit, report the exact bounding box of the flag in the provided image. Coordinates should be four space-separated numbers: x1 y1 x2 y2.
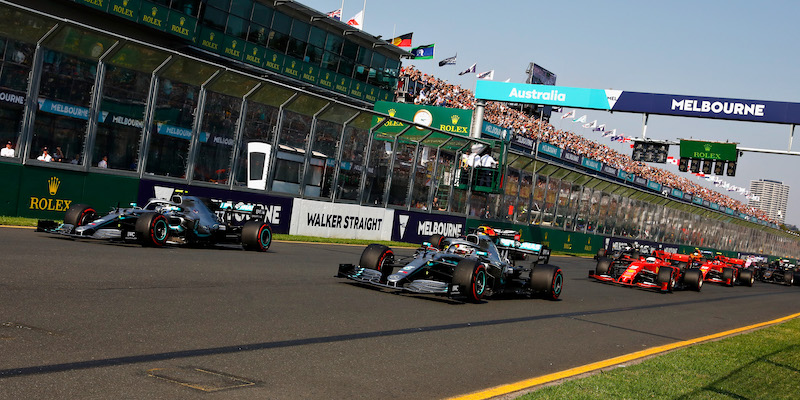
594 124 605 132
390 32 413 48
327 8 342 20
438 54 456 66
582 120 597 129
411 43 435 59
346 10 364 29
573 114 587 124
603 129 616 138
503 78 511 82
477 70 494 80
458 63 476 75
561 110 575 120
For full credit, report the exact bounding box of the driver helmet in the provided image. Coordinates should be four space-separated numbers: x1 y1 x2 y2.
645 256 657 263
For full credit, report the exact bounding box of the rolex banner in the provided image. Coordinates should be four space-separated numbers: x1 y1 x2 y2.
372 101 473 143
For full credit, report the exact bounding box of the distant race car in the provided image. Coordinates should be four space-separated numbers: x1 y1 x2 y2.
754 259 800 286
689 251 754 287
37 194 272 251
337 232 562 303
590 249 703 292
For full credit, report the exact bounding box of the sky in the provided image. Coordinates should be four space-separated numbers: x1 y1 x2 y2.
299 0 800 225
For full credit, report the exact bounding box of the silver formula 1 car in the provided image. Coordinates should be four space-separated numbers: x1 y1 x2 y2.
37 194 272 251
337 232 562 303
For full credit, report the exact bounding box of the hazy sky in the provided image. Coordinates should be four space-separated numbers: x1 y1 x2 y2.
301 0 800 224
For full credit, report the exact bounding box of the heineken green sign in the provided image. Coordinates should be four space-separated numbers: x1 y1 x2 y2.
679 140 738 162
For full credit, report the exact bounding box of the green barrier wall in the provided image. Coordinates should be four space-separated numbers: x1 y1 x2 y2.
15 166 139 220
465 218 605 256
0 161 22 216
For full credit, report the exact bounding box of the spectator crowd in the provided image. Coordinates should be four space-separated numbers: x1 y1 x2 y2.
397 65 774 224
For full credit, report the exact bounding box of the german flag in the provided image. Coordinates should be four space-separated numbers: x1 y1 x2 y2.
390 32 413 48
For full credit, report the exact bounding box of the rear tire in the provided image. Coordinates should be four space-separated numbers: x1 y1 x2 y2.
595 257 612 275
785 271 795 286
359 244 394 282
64 204 96 227
530 264 563 300
453 259 487 303
135 213 169 247
242 220 272 252
684 269 703 291
793 271 800 286
428 234 445 249
739 269 754 287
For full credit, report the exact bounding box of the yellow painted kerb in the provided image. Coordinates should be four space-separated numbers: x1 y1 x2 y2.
447 311 800 400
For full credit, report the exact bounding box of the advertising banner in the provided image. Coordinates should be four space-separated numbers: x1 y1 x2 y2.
290 199 393 240
138 180 293 233
476 81 800 124
647 180 662 191
561 150 581 164
601 164 618 176
481 121 507 140
633 176 648 187
373 101 473 138
510 134 535 152
581 157 602 171
391 209 466 244
679 140 738 161
537 142 562 158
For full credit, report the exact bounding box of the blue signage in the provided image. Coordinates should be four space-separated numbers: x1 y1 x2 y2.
581 157 602 171
475 81 800 124
617 170 630 181
156 123 208 143
671 188 684 198
392 209 466 243
647 180 662 191
481 121 508 140
475 81 612 110
37 98 90 120
710 203 720 210
538 142 562 158
693 196 704 205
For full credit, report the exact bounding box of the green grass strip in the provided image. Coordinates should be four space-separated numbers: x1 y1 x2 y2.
516 317 800 400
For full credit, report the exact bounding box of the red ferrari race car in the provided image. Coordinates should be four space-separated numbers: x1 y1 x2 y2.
590 249 703 292
689 251 754 287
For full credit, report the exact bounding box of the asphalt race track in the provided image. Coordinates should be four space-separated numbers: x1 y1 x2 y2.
2 227 799 399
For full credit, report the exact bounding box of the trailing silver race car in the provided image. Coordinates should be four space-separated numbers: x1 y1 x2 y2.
37 194 272 251
337 232 562 303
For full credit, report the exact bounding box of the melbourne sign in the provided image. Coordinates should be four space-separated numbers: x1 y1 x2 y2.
679 140 738 162
391 209 466 243
475 81 800 124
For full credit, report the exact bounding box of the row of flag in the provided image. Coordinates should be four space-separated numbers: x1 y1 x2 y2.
327 7 364 29
561 110 632 143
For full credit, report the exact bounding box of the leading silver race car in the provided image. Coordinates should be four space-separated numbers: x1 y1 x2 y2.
337 232 562 303
37 194 272 251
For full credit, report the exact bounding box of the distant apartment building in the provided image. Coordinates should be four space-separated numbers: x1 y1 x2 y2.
749 179 790 223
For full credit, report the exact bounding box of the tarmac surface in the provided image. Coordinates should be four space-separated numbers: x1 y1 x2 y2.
1 227 799 399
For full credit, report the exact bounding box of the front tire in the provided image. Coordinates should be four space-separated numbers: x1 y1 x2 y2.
64 204 96 227
595 257 612 275
684 269 703 291
722 267 735 287
530 264 563 300
135 213 169 247
428 234 445 249
359 244 394 282
242 220 272 252
658 267 675 292
453 259 487 303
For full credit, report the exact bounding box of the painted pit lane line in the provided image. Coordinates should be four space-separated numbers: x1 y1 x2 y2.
446 311 800 400
0 290 793 379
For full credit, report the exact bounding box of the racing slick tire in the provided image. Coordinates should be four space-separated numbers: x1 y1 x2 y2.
242 220 272 252
684 269 703 291
739 269 754 287
722 267 736 287
595 257 612 276
530 264 563 300
658 267 676 292
595 248 606 259
785 271 796 286
453 259 487 303
359 244 394 282
135 212 169 247
64 204 96 227
428 234 445 250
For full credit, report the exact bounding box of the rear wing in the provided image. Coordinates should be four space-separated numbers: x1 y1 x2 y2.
496 238 551 264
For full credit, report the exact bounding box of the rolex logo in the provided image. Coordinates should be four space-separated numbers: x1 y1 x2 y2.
272 54 277 61
704 143 712 151
179 17 185 26
209 33 215 41
291 61 296 68
151 7 157 16
232 40 237 48
123 0 129 6
451 115 460 124
48 177 60 195
388 108 396 117
253 48 258 55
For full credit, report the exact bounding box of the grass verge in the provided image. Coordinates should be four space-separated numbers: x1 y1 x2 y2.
515 316 800 400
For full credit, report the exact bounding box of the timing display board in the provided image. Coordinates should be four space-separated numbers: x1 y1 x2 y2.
632 141 669 163
475 81 800 125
